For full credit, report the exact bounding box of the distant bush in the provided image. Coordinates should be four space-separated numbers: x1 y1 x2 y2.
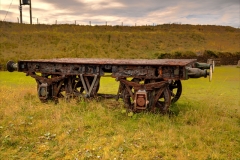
203 50 218 58
157 53 172 59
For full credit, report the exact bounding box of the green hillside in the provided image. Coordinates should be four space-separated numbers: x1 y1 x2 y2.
0 21 239 70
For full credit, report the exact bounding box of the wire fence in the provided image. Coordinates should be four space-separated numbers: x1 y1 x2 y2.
1 13 169 27
1 18 178 27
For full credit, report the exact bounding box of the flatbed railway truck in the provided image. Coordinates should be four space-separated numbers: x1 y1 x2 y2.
7 58 214 113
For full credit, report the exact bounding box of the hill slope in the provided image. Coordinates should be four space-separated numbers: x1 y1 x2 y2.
0 22 239 70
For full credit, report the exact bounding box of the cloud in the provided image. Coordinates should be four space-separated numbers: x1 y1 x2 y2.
40 0 84 9
0 0 239 27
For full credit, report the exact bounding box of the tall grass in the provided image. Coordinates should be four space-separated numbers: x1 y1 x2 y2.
0 66 239 159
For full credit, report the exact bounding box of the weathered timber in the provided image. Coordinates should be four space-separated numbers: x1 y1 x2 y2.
7 58 213 113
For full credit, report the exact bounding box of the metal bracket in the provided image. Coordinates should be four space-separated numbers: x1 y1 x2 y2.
134 90 149 110
80 74 99 97
38 83 48 100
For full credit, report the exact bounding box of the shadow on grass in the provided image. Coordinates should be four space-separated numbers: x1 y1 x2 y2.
169 101 200 117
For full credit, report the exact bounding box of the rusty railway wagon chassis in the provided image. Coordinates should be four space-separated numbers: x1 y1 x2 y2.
7 58 214 113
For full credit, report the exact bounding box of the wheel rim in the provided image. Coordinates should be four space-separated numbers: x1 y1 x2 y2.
156 87 171 114
169 80 182 104
122 78 172 113
121 78 140 110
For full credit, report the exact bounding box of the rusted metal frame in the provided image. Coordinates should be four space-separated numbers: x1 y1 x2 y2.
118 79 168 100
118 78 170 111
28 72 65 102
162 88 171 113
124 83 135 101
121 83 132 108
64 79 69 100
145 83 171 113
119 78 167 91
51 75 58 100
35 78 44 100
37 83 48 100
68 76 73 94
116 81 124 100
55 79 64 98
158 65 190 81
80 74 88 95
112 65 156 79
84 76 91 90
19 58 197 66
28 72 65 85
88 75 99 97
153 87 166 108
91 76 100 97
119 79 143 91
148 89 155 111
80 74 99 97
134 91 148 110
51 75 61 103
73 77 84 95
20 61 104 77
118 79 139 101
112 65 185 81
64 76 74 100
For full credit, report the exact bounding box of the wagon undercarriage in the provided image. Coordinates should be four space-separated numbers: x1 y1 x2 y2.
7 58 214 113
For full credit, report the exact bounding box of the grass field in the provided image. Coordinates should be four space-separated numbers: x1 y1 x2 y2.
1 22 240 70
0 66 239 159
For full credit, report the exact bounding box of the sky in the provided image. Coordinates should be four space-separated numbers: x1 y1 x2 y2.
0 0 239 28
